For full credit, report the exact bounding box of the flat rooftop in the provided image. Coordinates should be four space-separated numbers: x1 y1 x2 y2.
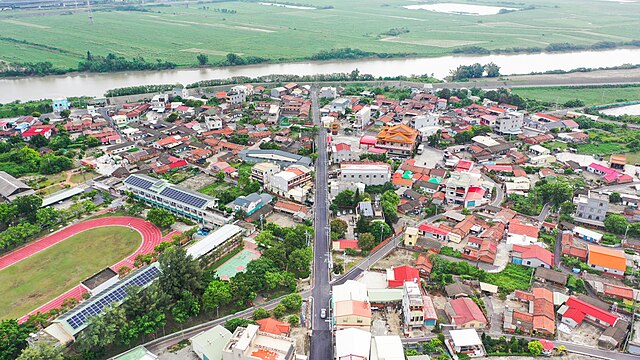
81 267 118 290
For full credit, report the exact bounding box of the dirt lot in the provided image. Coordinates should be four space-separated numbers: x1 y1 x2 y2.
374 248 419 270
179 173 215 191
428 293 449 323
332 252 365 273
290 326 309 355
371 309 404 336
266 212 297 228
558 321 603 347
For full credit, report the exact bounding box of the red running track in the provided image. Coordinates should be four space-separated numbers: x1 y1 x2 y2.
0 217 171 322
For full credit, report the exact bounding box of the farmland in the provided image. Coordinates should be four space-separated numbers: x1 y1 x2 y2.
1 0 639 70
512 85 640 106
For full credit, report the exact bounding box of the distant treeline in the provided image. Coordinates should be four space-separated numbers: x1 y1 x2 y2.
380 27 410 37
79 52 176 73
309 48 413 61
452 40 640 55
527 63 640 75
215 53 269 66
105 84 178 98
0 100 52 118
0 62 69 77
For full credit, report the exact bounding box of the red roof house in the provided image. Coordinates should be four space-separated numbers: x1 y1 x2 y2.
445 297 487 329
387 265 420 288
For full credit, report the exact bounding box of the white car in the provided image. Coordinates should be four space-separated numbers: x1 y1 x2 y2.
320 308 327 319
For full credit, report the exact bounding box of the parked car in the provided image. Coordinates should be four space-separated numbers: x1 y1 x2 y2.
320 308 327 319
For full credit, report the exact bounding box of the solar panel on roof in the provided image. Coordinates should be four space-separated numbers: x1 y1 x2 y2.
160 187 208 208
61 265 160 331
125 176 153 190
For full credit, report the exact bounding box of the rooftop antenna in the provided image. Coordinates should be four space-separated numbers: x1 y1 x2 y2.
87 0 94 24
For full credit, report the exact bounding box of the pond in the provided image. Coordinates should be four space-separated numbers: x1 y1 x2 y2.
402 3 517 16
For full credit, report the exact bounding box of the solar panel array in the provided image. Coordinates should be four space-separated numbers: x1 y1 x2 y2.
160 187 208 208
125 176 154 190
62 265 161 331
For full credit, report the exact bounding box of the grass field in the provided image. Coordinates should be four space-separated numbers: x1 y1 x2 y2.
0 0 639 68
0 226 141 320
512 85 640 106
483 264 533 293
576 142 628 155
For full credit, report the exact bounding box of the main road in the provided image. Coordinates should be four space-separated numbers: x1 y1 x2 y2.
309 86 333 360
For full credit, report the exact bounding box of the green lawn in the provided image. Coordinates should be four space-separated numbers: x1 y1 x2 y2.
576 142 628 155
541 141 568 151
36 184 66 197
0 226 141 320
483 264 533 293
0 0 639 69
69 171 99 184
622 151 640 165
513 85 640 106
198 182 229 197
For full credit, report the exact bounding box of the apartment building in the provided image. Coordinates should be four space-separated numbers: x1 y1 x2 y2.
123 174 230 226
574 191 609 227
444 171 483 205
269 165 313 197
495 111 524 135
402 281 424 330
251 162 281 184
340 162 391 186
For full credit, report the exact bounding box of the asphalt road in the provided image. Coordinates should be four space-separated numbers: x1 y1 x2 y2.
309 87 333 360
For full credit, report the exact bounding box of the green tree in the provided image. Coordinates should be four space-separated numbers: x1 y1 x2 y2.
288 315 300 327
224 318 255 333
330 218 348 239
216 171 226 183
333 190 356 209
484 62 501 77
167 112 179 123
256 230 275 248
609 192 622 203
76 306 126 351
0 319 33 360
253 308 270 320
196 54 209 66
35 207 60 228
59 109 70 118
381 201 398 225
289 247 313 277
358 232 376 252
281 293 303 311
17 341 63 360
528 340 543 356
13 195 42 222
203 280 232 310
604 213 630 235
146 208 175 228
28 135 49 149
158 247 203 301
273 304 286 319
381 190 400 207
171 290 200 324
370 221 392 243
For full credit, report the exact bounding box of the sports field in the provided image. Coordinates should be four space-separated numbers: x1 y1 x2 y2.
512 85 640 106
0 227 141 320
0 0 639 68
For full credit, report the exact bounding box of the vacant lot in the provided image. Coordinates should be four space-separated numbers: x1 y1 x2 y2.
512 85 640 106
1 0 639 68
0 226 141 320
483 264 533 293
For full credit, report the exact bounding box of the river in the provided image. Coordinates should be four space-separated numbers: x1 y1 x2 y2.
1 48 640 103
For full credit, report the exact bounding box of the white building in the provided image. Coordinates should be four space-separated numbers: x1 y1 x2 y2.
574 191 609 227
529 144 550 156
402 281 424 330
333 280 368 303
340 162 391 186
411 114 438 130
356 106 372 127
222 324 295 360
190 325 232 360
370 336 405 360
226 90 246 104
271 87 287 99
495 111 524 135
151 94 169 111
112 114 128 125
335 328 371 360
319 87 338 99
573 226 603 243
329 98 352 114
332 143 356 164
186 224 244 260
251 162 281 184
448 329 485 358
268 165 313 199
444 171 483 205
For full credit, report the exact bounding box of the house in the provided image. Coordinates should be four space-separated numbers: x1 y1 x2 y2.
418 223 450 242
534 267 568 287
329 98 352 114
21 125 54 140
332 143 356 164
239 149 312 168
319 86 337 99
574 191 609 227
221 324 296 360
52 98 69 112
506 288 555 335
334 300 372 331
256 318 291 336
332 239 360 252
268 165 313 201
560 296 619 328
113 346 158 360
561 231 588 261
529 144 550 156
404 227 419 246
250 162 281 184
445 297 487 329
506 220 539 245
587 163 633 184
573 226 603 243
340 162 391 186
511 244 554 269
462 236 497 265
448 329 485 357
190 325 232 360
415 252 433 278
271 87 287 98
402 281 425 330
445 283 475 298
387 265 419 288
587 245 626 277
375 124 419 157
231 193 273 216
610 154 626 170
444 171 483 206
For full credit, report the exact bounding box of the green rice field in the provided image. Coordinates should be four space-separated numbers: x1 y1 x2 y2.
512 85 640 106
0 0 639 68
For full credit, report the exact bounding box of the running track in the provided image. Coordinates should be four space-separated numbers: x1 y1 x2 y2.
0 217 177 323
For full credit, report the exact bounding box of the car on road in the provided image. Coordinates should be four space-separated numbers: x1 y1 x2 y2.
320 308 327 319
